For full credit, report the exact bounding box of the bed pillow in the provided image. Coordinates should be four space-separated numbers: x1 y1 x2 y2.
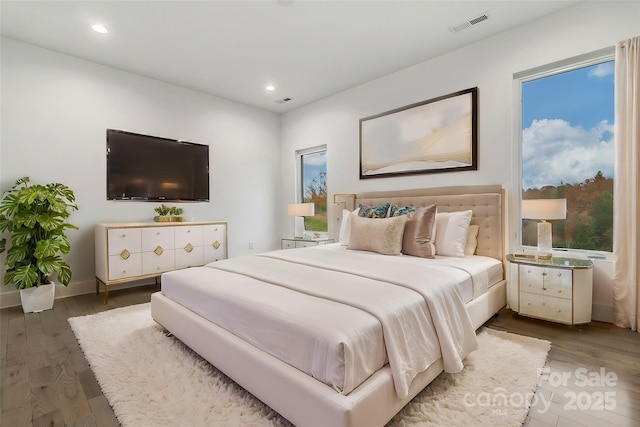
435 210 473 257
348 215 407 255
358 203 391 218
338 208 360 245
390 204 420 217
464 224 480 255
401 204 437 258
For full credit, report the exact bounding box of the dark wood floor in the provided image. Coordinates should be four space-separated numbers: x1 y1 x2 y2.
1 286 639 427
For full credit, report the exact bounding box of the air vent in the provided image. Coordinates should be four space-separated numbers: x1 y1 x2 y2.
449 12 489 33
274 97 294 104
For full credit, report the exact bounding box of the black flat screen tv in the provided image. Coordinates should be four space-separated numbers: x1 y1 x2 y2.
106 129 210 202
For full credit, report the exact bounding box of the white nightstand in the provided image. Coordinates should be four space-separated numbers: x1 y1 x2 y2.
281 237 334 249
507 254 593 325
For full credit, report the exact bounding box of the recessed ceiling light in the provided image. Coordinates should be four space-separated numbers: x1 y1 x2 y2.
92 24 108 34
265 85 275 92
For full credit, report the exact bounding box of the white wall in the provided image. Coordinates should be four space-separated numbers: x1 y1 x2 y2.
279 1 639 321
0 38 282 307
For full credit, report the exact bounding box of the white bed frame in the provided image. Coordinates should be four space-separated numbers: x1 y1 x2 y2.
151 186 507 427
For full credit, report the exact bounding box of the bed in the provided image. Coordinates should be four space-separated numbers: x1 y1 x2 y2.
151 186 506 427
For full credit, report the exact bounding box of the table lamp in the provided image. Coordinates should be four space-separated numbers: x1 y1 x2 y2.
521 198 567 259
287 203 315 239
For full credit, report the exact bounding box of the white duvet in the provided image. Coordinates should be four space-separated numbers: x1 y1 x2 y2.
161 245 495 398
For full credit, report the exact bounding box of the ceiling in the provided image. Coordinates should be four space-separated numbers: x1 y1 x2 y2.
1 1 581 113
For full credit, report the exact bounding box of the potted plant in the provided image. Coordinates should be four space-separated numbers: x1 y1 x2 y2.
0 177 78 313
153 204 171 222
169 206 184 222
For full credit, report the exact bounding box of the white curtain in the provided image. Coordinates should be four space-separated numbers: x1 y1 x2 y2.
613 36 640 331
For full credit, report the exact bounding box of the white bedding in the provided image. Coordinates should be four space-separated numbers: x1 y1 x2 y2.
161 244 502 399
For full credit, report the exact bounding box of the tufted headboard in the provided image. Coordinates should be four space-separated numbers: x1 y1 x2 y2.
356 186 504 262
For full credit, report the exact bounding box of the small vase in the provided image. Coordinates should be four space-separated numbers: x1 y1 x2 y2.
158 215 170 223
20 282 55 313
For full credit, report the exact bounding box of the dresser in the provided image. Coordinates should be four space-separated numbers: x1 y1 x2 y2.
507 254 593 325
281 237 334 249
95 221 227 303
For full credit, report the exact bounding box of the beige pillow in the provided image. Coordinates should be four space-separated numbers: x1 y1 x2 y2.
464 224 480 255
402 204 437 258
348 215 407 255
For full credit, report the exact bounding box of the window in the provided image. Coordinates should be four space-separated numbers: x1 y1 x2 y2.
298 146 327 232
519 54 615 252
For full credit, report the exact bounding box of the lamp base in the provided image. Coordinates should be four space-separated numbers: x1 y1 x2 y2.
294 216 305 239
537 220 553 259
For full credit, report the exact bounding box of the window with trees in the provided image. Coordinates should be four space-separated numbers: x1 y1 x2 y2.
299 147 327 232
519 54 615 252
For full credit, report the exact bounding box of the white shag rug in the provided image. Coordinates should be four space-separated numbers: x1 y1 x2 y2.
69 303 550 427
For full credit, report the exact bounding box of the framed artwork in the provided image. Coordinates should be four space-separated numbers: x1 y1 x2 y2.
359 87 478 179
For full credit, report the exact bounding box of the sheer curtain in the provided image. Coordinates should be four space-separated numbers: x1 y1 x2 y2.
613 35 640 331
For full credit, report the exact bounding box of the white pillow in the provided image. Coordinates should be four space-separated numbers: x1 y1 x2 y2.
338 208 359 245
435 210 473 257
464 224 480 255
348 215 407 255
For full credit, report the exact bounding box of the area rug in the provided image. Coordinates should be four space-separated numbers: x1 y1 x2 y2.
69 303 550 427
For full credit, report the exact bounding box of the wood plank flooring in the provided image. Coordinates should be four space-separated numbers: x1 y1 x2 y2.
1 286 639 426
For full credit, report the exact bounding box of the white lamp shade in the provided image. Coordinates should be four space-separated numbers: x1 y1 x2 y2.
288 203 315 217
521 199 567 220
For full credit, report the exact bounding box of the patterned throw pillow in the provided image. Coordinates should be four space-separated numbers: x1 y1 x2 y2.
358 203 391 218
390 205 421 217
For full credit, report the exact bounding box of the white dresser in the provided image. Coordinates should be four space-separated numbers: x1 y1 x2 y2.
507 254 593 325
95 221 227 303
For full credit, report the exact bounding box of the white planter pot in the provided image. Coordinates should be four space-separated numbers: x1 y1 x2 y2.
20 282 55 313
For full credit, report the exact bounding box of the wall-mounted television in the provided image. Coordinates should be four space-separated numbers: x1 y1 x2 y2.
106 129 210 202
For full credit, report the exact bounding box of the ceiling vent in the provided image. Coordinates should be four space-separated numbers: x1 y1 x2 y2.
274 97 295 104
449 12 489 33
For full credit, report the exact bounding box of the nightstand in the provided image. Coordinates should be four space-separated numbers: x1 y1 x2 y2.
281 237 334 249
507 254 593 325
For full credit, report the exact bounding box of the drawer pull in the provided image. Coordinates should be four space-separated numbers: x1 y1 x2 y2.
557 272 562 277
184 243 194 253
187 230 191 233
542 272 548 277
543 288 547 291
213 241 221 249
154 246 164 256
557 309 562 312
558 290 562 294
122 234 126 238
120 249 131 260
527 303 531 306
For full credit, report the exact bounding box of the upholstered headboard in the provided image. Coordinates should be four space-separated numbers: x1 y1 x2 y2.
355 186 504 262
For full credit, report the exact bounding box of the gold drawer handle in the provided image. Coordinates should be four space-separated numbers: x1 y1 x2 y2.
184 243 194 253
154 246 164 256
122 234 126 238
213 241 221 249
120 249 131 260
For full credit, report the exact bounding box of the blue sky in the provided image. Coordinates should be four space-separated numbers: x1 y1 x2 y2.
522 61 615 190
301 150 326 199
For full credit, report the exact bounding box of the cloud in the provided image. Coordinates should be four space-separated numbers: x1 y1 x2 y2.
588 62 614 78
303 151 326 166
522 119 614 190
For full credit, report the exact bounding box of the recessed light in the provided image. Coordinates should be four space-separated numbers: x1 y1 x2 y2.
265 85 275 92
92 24 108 34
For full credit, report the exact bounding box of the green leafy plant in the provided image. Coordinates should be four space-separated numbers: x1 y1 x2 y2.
154 204 171 216
0 177 78 289
169 206 183 216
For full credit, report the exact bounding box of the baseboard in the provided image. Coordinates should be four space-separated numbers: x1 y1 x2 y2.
0 277 157 309
591 303 614 323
